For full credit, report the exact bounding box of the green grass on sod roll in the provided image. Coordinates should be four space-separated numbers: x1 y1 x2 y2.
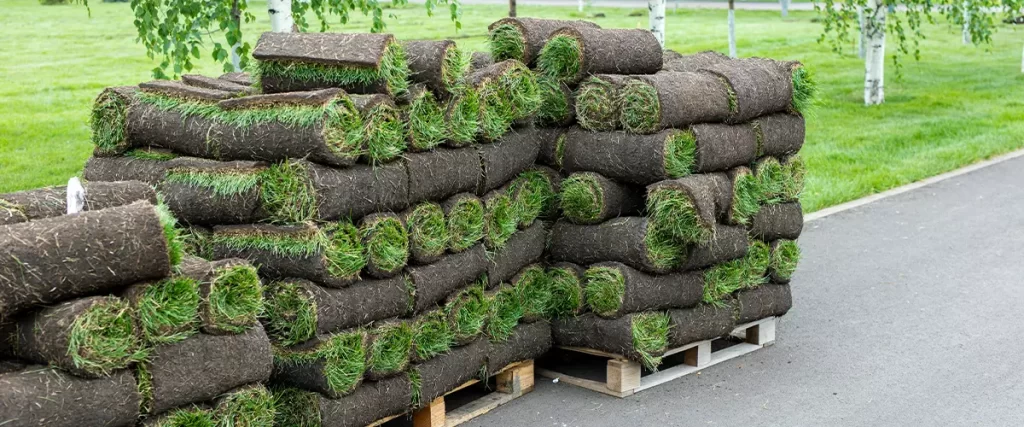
478 85 517 141
211 227 322 259
369 322 413 375
272 387 320 427
575 77 618 131
409 369 423 408
745 240 772 284
646 189 712 245
447 197 485 252
583 266 625 317
559 173 603 223
412 310 455 361
499 62 541 119
362 216 409 274
68 299 147 375
535 76 570 126
619 79 661 134
771 240 801 281
362 103 407 164
537 35 581 83
323 221 368 280
137 277 200 344
791 66 816 114
546 267 583 318
488 24 526 63
90 89 129 155
154 406 216 427
275 331 366 396
207 264 264 334
446 88 481 146
407 203 449 259
446 281 489 341
731 171 763 225
442 45 471 93
407 91 447 151
632 312 670 370
643 225 685 271
165 168 262 198
124 148 179 161
664 131 697 178
514 266 552 320
253 41 410 97
156 201 185 267
756 157 792 204
216 386 276 427
484 193 518 248
554 133 566 168
486 287 524 341
509 170 556 227
264 281 317 346
136 363 154 414
703 241 772 304
259 160 318 224
783 155 806 200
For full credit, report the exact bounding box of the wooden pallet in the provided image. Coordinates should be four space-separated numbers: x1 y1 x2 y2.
369 360 534 427
537 316 778 398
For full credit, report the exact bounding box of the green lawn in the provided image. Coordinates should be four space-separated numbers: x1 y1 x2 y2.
2 0 1022 212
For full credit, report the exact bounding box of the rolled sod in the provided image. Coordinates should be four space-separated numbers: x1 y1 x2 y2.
549 217 684 274
350 94 406 164
487 18 600 66
736 284 792 324
482 188 519 249
0 180 156 225
533 127 566 169
689 122 758 172
511 264 552 322
212 384 276 427
486 321 551 375
618 72 732 134
405 146 482 203
561 128 694 185
666 303 737 347
442 193 486 253
160 159 270 226
0 360 25 374
509 167 561 228
680 224 750 271
535 75 575 127
219 71 252 86
468 60 541 140
646 174 722 245
263 277 408 346
403 202 450 265
4 296 143 378
0 201 174 319
208 222 366 288
306 160 409 222
83 151 176 185
476 129 542 195
365 321 414 380
271 330 367 398
443 88 481 147
444 283 490 345
412 338 488 408
403 40 469 98
769 239 801 283
574 74 630 131
176 257 264 335
141 325 272 415
411 309 456 362
750 202 804 241
0 367 141 427
661 50 731 73
252 32 409 96
547 262 586 317
755 113 805 157
139 79 236 100
144 406 216 427
559 172 644 225
584 262 703 318
701 58 794 123
121 277 201 345
551 311 670 369
403 84 447 152
485 285 525 341
701 241 772 304
360 213 410 279
407 244 489 314
486 221 547 288
471 51 494 70
537 27 661 84
181 73 254 95
273 375 413 427
790 63 817 113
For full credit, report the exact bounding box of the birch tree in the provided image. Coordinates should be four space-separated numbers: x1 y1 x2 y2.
781 0 790 17
728 0 737 57
649 0 666 47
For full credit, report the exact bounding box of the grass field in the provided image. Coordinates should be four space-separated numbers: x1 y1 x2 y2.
2 0 1022 212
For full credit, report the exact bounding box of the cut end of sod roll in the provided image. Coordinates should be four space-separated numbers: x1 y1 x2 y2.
770 240 801 281
483 192 518 249
441 44 471 93
574 77 619 131
275 331 367 396
646 186 712 245
535 76 572 126
619 79 661 134
136 277 201 344
271 388 320 427
445 281 489 343
475 60 541 140
263 281 317 347
69 297 146 376
445 88 481 147
486 286 525 341
756 156 803 204
791 65 816 114
361 214 410 277
702 240 772 305
206 264 264 334
559 173 603 224
323 221 368 281
258 160 319 224
406 89 447 151
253 39 410 97
546 266 584 318
509 170 557 228
406 202 449 261
358 98 407 164
368 322 414 377
156 202 185 267
151 406 216 427
90 87 132 156
537 34 582 83
446 196 485 252
412 310 455 361
631 312 670 370
583 266 626 317
643 221 685 271
730 168 762 225
514 265 552 320
488 24 527 63
215 385 276 427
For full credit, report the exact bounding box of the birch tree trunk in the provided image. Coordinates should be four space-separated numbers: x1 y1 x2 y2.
857 6 866 59
230 0 242 72
864 0 886 105
780 0 789 18
509 0 517 17
268 0 294 33
728 0 737 58
961 1 970 45
648 0 666 47
579 0 585 12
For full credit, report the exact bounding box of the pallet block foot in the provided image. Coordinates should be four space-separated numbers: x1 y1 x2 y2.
394 360 535 427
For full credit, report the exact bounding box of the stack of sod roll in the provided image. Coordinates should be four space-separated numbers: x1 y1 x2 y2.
485 17 812 369
82 30 559 426
0 186 274 427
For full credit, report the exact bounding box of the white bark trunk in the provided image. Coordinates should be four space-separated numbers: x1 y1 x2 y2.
728 6 736 58
780 0 789 18
648 0 666 47
230 43 242 72
961 1 970 45
268 0 294 33
578 0 584 12
66 178 85 215
864 0 886 105
857 6 866 59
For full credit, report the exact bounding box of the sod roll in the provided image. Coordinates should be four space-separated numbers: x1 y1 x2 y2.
181 73 254 95
403 40 468 98
413 338 488 408
485 285 525 341
511 264 553 323
701 241 772 304
509 167 561 227
83 151 177 185
252 32 409 96
680 224 750 270
273 375 413 427
547 262 586 317
444 283 490 345
584 262 704 318
574 74 630 131
307 160 410 222
559 171 644 224
666 302 737 347
407 244 489 314
561 128 693 185
176 257 264 335
403 84 447 152
755 155 804 205
403 202 450 265
468 60 540 140
486 321 551 375
482 188 519 249
533 127 566 169
365 321 414 380
477 129 543 195
488 17 600 65
211 384 276 427
768 239 801 284
0 367 141 427
271 330 367 398
551 312 669 369
142 325 273 415
535 76 575 127
5 296 143 378
350 94 406 164
411 309 456 363
701 58 793 123
138 79 236 100
750 202 804 241
160 159 270 226
471 51 494 70
143 406 216 427
661 50 731 73
618 72 732 134
690 122 758 172
0 201 173 319
121 277 201 345
442 193 486 253
0 180 156 225
219 71 252 86
406 146 482 203
486 221 547 288
548 217 683 274
538 27 661 84
736 284 793 324
646 174 722 245
755 113 805 157
360 213 410 279
443 88 481 147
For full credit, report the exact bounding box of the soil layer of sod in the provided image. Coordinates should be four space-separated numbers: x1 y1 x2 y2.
271 330 367 399
532 128 566 169
0 180 155 225
403 202 450 265
252 32 409 96
403 39 468 98
736 284 793 324
141 325 272 415
181 74 253 95
442 193 485 253
549 217 683 274
547 262 586 317
750 202 804 241
408 244 489 314
0 201 172 319
702 58 793 123
477 129 543 195
661 50 730 73
666 302 737 347
769 239 801 283
584 262 704 318
689 123 758 173
0 366 141 427
360 213 410 278
561 128 692 185
619 72 731 134
406 146 482 203
756 113 805 157
487 222 547 288
574 74 630 131
551 311 670 369
83 151 177 185
538 27 661 84
412 338 488 408
176 257 263 335
307 160 409 221
365 321 414 380
486 321 551 375
274 374 413 427
680 224 750 270
160 159 270 226
488 17 600 66
559 171 644 224
471 51 493 70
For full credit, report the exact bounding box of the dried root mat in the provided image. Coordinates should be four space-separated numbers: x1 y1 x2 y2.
140 325 273 415
618 72 732 134
583 262 703 318
406 244 488 314
252 32 409 97
0 180 155 225
538 27 661 84
477 129 543 195
175 256 264 335
552 311 670 369
736 283 792 324
403 40 470 99
3 296 144 378
559 171 644 225
0 367 141 427
661 50 731 73
561 128 695 186
667 302 737 347
271 330 368 399
218 71 253 86
272 375 413 427
0 201 176 319
548 217 684 274
208 221 366 288
442 193 486 253
488 17 600 66
411 338 488 409
487 221 547 288
360 213 410 279
486 321 551 375
750 202 804 241
546 262 586 318
471 51 494 71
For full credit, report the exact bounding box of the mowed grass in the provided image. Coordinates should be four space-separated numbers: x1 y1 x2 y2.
2 0 1023 212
